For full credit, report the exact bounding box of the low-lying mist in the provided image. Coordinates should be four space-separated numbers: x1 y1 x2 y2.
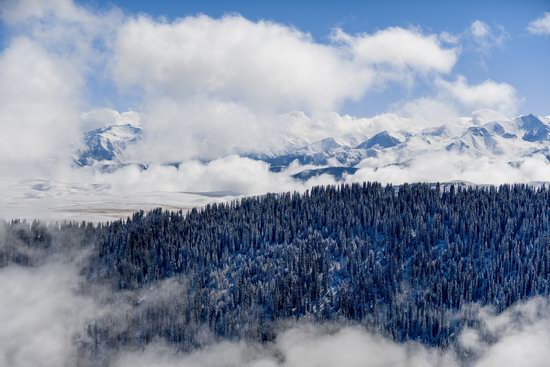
2 205 550 367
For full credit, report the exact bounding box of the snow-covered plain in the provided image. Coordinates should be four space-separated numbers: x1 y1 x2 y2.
0 178 238 222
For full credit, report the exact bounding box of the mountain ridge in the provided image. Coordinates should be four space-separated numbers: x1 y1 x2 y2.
75 113 550 180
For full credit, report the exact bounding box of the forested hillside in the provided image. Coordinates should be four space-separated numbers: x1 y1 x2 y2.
3 182 550 361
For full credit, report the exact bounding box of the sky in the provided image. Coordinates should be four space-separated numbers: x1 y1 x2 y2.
69 0 550 115
2 0 548 116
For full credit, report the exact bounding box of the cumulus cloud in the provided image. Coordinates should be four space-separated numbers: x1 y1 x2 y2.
0 0 121 176
0 37 82 173
436 76 519 117
129 98 275 162
0 0 121 68
468 20 508 51
395 75 519 125
528 12 550 35
0 1 513 160
471 20 490 38
331 27 458 74
82 108 140 130
397 97 461 126
128 101 425 163
460 20 507 68
110 16 459 163
112 20 453 160
1 0 94 25
435 20 507 66
112 14 375 113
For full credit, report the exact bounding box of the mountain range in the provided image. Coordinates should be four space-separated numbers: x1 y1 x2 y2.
76 114 550 180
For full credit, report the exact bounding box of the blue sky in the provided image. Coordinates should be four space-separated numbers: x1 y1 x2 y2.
101 0 550 115
0 0 548 121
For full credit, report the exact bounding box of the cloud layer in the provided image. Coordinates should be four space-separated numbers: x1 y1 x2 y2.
2 239 550 367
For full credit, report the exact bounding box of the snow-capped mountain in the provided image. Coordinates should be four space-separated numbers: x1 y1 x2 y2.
251 114 550 179
76 114 550 180
247 130 409 171
515 114 550 142
356 131 402 150
446 126 502 155
75 124 142 170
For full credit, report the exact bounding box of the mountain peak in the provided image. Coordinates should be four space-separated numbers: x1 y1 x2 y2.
301 137 343 152
514 114 550 142
75 123 142 167
356 131 401 150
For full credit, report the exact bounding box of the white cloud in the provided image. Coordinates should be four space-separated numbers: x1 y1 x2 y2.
111 297 550 367
471 20 490 38
350 152 550 186
331 27 458 74
397 97 461 126
470 109 509 125
130 99 426 164
0 262 99 367
116 155 313 195
0 0 89 25
466 20 508 61
0 0 121 64
113 325 457 367
460 298 550 367
436 76 519 117
130 98 274 162
528 12 550 35
112 15 374 113
0 0 122 177
112 16 459 114
81 108 140 130
111 16 459 163
0 37 82 174
394 76 518 126
439 31 460 45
